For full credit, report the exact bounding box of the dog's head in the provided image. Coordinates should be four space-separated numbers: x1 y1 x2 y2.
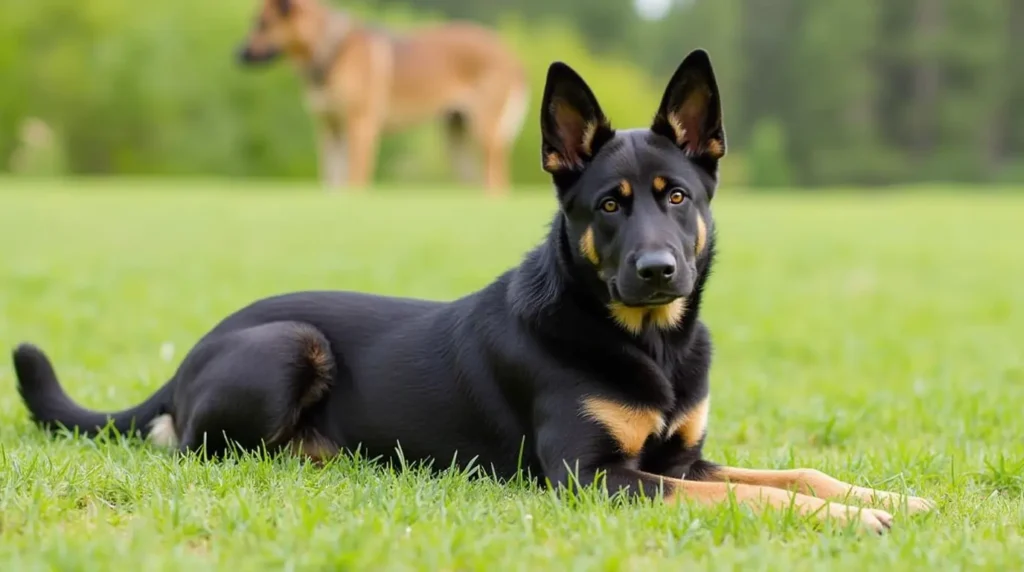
541 50 725 328
236 0 314 65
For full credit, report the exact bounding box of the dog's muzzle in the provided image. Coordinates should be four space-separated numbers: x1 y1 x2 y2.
236 45 280 65
611 248 694 306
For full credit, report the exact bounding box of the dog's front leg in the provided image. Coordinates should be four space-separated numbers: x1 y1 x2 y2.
535 409 894 534
345 113 381 190
696 464 936 514
317 121 347 190
543 462 894 534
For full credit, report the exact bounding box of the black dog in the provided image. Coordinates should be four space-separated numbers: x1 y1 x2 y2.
11 50 931 533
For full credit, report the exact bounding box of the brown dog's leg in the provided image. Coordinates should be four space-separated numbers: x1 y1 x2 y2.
444 112 479 185
317 121 347 191
345 114 381 191
705 466 935 513
481 136 509 197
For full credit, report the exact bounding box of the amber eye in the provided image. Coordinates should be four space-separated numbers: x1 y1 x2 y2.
668 189 686 205
601 198 620 213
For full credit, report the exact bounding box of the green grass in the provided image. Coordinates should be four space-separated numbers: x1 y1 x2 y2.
1 178 1023 570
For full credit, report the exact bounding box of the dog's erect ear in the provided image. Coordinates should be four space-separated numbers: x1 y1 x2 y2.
651 49 726 175
540 62 614 183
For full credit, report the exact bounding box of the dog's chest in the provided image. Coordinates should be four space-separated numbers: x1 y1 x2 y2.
305 87 342 117
580 394 710 458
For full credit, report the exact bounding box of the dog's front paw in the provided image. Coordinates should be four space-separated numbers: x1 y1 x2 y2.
825 503 894 535
871 491 937 514
860 507 894 534
901 494 937 514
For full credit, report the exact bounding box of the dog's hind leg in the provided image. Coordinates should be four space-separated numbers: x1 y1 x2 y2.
464 76 526 197
170 322 337 461
443 110 479 185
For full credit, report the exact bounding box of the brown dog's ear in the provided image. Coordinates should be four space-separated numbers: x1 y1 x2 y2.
540 62 614 185
651 49 726 176
277 0 292 15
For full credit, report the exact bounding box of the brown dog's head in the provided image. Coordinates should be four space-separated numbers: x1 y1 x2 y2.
236 0 320 65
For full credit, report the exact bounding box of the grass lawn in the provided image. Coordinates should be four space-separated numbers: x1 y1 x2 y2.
1 178 1023 570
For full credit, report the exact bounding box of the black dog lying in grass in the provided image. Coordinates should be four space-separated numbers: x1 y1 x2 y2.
12 50 933 533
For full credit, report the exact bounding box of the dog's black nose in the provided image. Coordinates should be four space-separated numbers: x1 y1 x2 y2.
236 46 252 62
636 250 676 283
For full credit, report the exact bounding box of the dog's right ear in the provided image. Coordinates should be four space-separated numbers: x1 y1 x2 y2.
540 62 614 185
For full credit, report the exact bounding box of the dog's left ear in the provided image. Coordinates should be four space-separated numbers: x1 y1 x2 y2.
651 49 726 176
540 62 614 186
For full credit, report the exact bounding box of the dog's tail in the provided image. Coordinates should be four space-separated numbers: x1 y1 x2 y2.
12 343 175 440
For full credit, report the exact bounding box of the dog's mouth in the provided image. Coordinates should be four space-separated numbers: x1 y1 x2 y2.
236 46 282 65
608 281 685 308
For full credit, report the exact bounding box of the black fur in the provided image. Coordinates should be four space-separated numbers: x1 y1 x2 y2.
11 50 730 499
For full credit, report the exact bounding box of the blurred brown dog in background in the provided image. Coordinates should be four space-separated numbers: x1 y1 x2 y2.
237 0 530 195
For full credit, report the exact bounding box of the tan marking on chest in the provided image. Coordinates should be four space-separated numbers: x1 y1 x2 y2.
608 303 647 335
648 298 686 330
580 396 665 457
609 299 686 335
666 395 710 448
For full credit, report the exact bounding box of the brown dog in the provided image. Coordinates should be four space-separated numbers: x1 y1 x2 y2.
237 0 530 195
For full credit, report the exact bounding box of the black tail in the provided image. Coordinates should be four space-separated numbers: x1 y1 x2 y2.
12 343 175 438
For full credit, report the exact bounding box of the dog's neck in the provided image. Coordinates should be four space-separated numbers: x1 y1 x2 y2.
508 212 714 351
300 9 356 86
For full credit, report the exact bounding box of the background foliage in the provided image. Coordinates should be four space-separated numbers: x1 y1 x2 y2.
2 0 1022 188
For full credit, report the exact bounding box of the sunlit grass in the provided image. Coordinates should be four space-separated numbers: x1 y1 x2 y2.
1 179 1022 569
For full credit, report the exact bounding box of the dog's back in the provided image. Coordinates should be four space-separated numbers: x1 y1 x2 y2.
374 21 528 137
237 0 529 192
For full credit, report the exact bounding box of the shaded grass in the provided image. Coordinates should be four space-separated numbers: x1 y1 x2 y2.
1 179 1023 570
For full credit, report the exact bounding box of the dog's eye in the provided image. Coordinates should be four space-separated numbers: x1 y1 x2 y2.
668 189 686 205
600 198 620 213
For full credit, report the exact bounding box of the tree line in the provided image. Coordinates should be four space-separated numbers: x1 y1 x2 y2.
3 0 1021 188
370 0 1024 187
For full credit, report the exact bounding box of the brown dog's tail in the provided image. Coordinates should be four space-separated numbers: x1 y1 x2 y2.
12 343 175 439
